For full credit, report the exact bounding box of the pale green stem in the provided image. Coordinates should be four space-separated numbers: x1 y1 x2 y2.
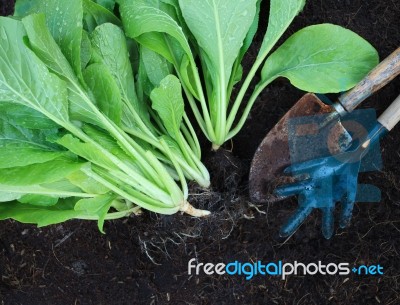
183 112 202 158
83 167 180 214
160 139 188 199
225 57 266 134
225 79 274 141
76 206 141 220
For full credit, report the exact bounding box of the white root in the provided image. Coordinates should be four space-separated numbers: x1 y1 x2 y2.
180 201 211 217
211 143 220 151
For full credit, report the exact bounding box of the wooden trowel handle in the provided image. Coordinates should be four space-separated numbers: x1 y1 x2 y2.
338 47 400 113
378 95 400 131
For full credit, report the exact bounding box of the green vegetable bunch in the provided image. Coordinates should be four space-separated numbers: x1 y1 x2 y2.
118 0 378 149
0 0 210 232
0 0 379 231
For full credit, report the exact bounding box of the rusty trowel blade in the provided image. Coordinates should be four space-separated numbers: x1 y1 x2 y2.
249 93 350 203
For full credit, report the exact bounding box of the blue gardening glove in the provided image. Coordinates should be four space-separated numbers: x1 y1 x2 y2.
275 122 387 239
275 123 387 239
275 151 362 239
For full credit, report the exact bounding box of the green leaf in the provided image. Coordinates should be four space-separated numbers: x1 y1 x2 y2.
260 24 379 93
0 17 70 125
127 38 140 75
0 158 84 186
81 30 92 70
178 0 257 83
45 0 83 76
0 180 90 202
42 179 87 194
14 0 36 16
135 54 154 102
90 26 155 136
0 116 57 148
232 64 243 85
90 23 144 117
257 0 305 60
83 0 121 33
228 0 260 90
0 103 58 130
119 0 193 64
179 54 199 99
57 134 116 170
81 125 140 168
74 193 116 232
19 0 83 76
150 75 184 139
15 0 84 76
0 199 80 227
159 0 193 42
68 90 104 126
141 46 173 87
21 14 105 127
0 147 65 169
0 115 65 168
83 63 122 125
21 14 78 82
238 0 261 62
94 0 115 11
0 192 22 202
67 170 110 194
159 135 185 160
18 194 59 207
58 129 143 183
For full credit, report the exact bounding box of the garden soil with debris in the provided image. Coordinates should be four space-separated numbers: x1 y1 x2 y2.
1 0 400 304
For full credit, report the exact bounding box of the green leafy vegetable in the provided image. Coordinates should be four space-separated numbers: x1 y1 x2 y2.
258 0 306 61
82 0 121 32
83 63 123 125
0 159 84 186
89 22 209 186
1 0 380 231
74 194 116 232
0 200 83 227
0 0 211 231
120 0 379 148
151 75 185 139
93 0 116 11
260 24 379 93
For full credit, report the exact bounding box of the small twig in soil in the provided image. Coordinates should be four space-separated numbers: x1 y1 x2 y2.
54 231 75 248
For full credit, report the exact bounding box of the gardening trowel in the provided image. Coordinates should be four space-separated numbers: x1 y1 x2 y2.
275 93 400 238
249 47 400 203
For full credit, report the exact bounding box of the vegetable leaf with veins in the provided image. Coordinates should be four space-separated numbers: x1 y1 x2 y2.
121 0 379 148
0 0 211 230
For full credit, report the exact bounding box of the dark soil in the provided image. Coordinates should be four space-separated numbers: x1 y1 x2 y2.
1 1 400 304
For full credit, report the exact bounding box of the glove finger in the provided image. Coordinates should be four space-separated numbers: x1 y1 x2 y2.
274 179 313 197
339 187 357 229
283 157 327 175
321 206 335 239
339 199 355 228
339 173 358 228
279 204 314 237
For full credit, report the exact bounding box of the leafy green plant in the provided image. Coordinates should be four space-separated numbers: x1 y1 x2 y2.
0 0 210 231
118 0 379 149
0 0 380 231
